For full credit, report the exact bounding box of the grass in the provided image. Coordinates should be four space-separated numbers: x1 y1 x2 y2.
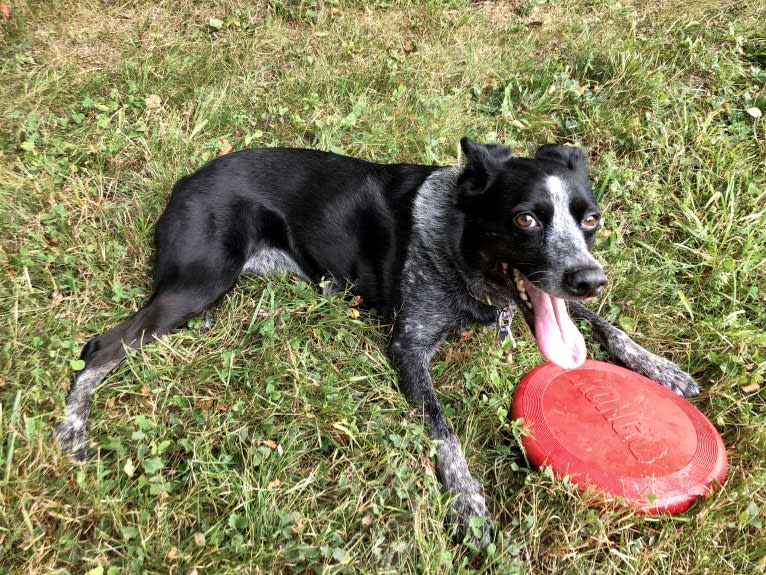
1 0 765 573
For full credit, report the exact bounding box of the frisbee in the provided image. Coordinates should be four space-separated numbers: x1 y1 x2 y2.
510 360 727 514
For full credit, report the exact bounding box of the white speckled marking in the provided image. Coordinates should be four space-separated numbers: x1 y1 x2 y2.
545 176 599 270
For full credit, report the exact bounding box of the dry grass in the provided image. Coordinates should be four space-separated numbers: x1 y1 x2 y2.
2 0 765 573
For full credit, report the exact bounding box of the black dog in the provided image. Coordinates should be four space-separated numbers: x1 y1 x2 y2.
57 139 699 545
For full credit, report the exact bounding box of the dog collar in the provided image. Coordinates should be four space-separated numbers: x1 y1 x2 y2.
463 282 517 347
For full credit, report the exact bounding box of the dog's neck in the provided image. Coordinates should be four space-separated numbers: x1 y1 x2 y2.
411 167 462 248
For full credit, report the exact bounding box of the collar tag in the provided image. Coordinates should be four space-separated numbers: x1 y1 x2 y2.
496 307 516 348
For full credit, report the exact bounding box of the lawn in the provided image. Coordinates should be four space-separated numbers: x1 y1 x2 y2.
1 0 765 573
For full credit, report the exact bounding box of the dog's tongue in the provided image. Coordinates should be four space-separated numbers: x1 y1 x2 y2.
525 280 586 369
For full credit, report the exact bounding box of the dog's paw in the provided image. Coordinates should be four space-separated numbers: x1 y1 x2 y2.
450 491 494 549
197 310 216 335
434 434 495 548
55 417 89 462
637 353 701 398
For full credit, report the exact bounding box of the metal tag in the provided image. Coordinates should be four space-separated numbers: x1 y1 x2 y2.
496 307 516 348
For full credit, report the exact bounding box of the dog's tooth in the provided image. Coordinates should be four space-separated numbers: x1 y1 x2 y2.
511 267 531 304
512 269 524 290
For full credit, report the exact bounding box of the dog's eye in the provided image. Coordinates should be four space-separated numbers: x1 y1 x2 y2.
582 214 600 229
514 213 538 229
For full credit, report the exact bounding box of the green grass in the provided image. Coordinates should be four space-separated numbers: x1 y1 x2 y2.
1 0 765 573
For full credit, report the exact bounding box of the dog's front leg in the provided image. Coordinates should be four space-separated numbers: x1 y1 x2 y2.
569 302 700 397
389 321 493 547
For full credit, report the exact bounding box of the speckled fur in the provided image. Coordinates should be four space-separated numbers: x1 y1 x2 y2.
57 141 699 548
569 302 700 397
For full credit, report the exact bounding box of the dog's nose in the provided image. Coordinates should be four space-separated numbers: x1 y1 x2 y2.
564 267 607 298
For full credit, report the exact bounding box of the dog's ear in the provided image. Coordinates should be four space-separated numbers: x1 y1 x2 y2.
461 138 514 166
534 144 588 177
459 138 514 196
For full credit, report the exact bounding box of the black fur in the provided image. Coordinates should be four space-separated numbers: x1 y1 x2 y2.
57 139 699 546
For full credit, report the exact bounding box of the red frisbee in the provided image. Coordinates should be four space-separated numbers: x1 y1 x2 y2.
511 360 727 514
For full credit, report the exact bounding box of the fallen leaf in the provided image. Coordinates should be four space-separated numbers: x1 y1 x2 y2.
50 289 63 305
166 546 178 560
268 479 280 489
291 514 305 534
217 137 232 156
0 4 10 20
256 439 278 449
145 94 162 110
444 347 467 363
741 383 760 393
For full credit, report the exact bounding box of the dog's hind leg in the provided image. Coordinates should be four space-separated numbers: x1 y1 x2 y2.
56 271 238 460
569 302 700 397
198 310 217 335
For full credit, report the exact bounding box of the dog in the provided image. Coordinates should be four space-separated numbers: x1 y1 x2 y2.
56 139 699 545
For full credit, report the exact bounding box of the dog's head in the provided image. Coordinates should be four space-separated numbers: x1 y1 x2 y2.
457 138 606 368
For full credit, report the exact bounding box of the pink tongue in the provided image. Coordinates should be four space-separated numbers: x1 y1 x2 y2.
524 280 586 369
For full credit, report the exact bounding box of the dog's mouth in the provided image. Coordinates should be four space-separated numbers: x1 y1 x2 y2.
500 262 586 369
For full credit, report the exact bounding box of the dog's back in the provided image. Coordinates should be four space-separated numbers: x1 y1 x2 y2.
156 148 439 317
